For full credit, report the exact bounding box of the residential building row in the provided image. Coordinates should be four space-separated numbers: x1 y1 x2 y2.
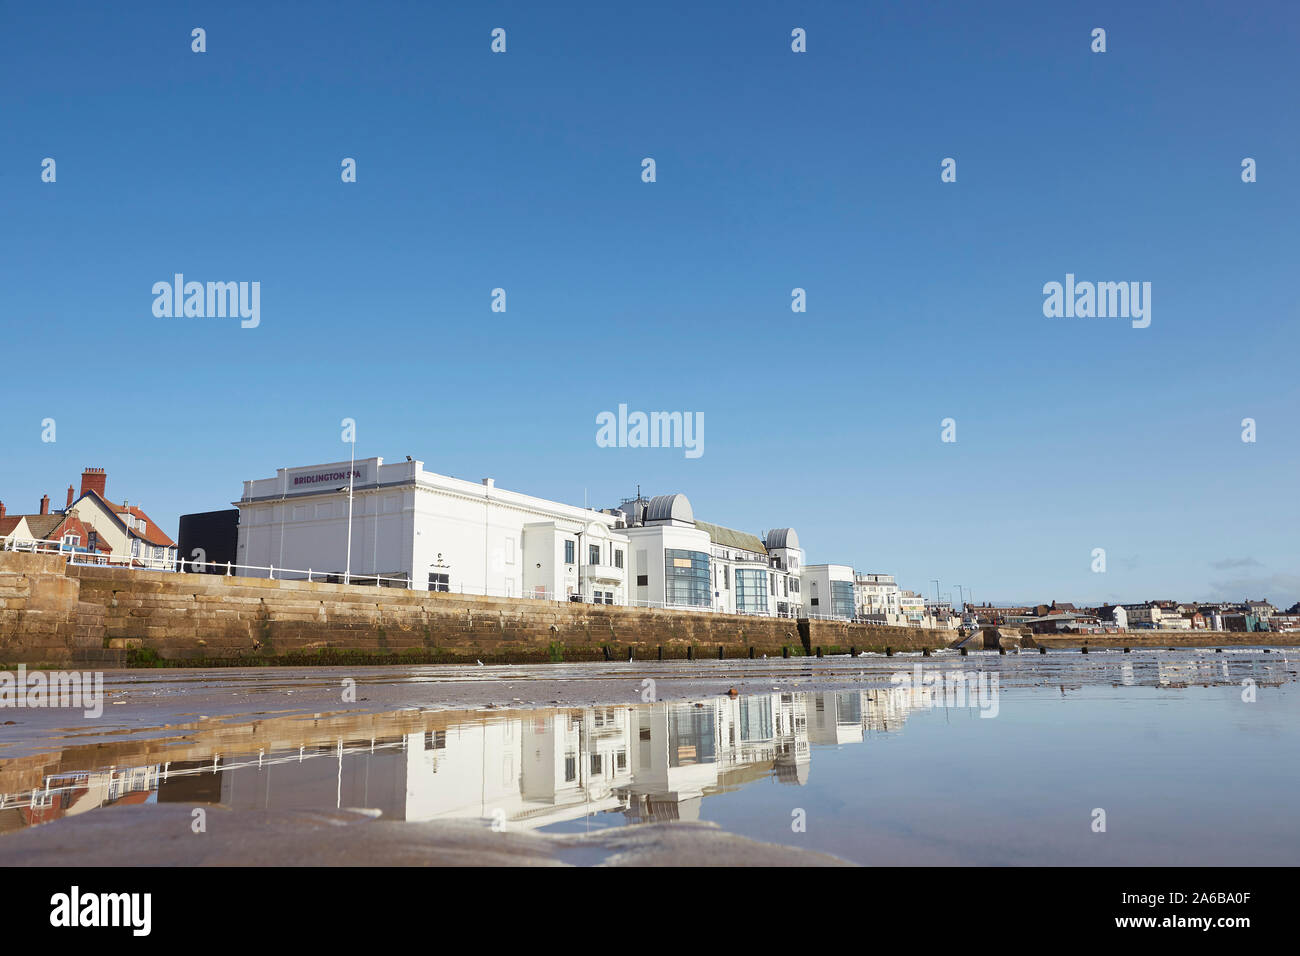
0 468 176 569
968 598 1299 634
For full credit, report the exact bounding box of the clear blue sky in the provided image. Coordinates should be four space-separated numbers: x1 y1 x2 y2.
2 1 1296 609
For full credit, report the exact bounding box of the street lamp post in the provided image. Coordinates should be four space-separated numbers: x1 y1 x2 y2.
343 440 356 585
575 527 584 603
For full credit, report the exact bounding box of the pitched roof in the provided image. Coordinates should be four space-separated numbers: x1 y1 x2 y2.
694 520 767 555
21 515 64 541
73 491 175 547
112 503 175 547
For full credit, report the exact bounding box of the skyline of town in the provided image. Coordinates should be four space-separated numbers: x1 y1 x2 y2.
1 459 1295 623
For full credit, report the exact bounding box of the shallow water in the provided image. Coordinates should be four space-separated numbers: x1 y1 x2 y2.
0 650 1295 865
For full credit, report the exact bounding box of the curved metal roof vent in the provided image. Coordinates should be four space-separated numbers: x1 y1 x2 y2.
765 527 799 551
644 493 694 525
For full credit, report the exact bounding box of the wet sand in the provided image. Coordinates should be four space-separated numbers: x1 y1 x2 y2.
0 804 850 866
1 649 1292 756
1 650 1294 866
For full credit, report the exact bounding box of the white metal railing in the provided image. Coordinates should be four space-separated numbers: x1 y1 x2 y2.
1 534 174 571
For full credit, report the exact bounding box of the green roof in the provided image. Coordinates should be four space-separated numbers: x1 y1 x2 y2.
694 520 767 555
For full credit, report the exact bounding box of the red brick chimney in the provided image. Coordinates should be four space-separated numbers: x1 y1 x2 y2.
40 494 50 516
66 485 75 508
81 467 107 498
0 501 6 518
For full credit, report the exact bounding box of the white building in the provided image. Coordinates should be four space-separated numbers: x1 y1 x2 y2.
613 494 715 610
236 457 628 601
801 564 857 620
899 590 927 626
697 522 804 618
854 572 903 624
610 494 804 617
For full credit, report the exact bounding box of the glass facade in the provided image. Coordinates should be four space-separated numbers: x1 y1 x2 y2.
739 697 774 742
668 706 716 767
664 548 711 607
735 568 769 614
831 580 855 620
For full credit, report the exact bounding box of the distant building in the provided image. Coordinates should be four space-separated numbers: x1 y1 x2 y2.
970 604 1032 625
1096 605 1128 630
1123 603 1161 628
1245 600 1276 620
898 590 927 627
854 572 902 624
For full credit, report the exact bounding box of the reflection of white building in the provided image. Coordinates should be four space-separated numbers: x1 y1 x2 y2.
237 458 628 601
12 692 925 837
806 692 864 745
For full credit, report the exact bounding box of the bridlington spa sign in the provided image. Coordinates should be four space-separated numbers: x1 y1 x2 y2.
283 463 371 494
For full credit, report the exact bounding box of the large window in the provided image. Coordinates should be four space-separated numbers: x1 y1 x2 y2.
589 544 601 565
664 549 711 607
831 580 855 620
564 540 575 564
735 569 769 614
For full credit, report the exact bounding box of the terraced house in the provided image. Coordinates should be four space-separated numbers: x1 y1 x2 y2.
0 468 176 569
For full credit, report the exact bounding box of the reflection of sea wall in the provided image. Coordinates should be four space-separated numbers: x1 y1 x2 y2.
0 692 917 835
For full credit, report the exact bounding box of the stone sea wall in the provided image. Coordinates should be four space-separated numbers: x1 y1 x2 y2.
1 552 950 665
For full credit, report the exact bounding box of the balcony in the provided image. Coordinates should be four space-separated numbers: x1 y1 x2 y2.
581 563 625 584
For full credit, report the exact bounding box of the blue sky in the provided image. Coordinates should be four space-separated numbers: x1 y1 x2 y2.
2 1 1296 608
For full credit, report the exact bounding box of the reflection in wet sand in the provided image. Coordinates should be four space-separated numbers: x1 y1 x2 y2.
0 690 913 834
1 650 1295 865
